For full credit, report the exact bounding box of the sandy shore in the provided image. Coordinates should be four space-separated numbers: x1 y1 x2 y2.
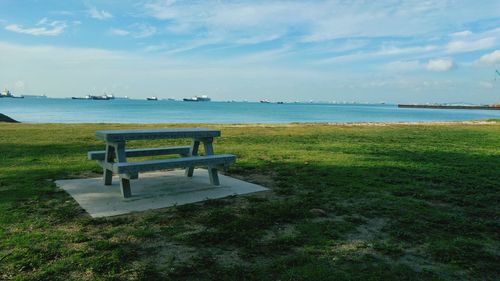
0 117 497 126
325 120 499 126
223 120 499 128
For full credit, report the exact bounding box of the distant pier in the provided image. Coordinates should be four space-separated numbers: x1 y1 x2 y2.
398 104 500 110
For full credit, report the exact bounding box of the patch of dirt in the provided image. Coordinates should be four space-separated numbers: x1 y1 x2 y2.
326 121 499 126
347 217 388 241
222 121 499 128
229 172 276 189
66 171 102 179
397 249 470 281
148 241 248 268
260 223 298 242
152 241 199 267
212 248 248 267
328 240 375 261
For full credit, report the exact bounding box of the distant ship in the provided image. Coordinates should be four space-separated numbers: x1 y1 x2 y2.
0 89 24 98
260 99 270 103
90 94 113 100
22 94 47 98
183 95 211 102
72 94 114 100
1 89 13 98
147 96 158 101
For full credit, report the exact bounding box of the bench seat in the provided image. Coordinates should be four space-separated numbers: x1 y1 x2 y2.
102 154 236 174
88 146 191 161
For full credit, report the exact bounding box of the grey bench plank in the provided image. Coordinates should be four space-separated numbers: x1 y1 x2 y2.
96 128 220 142
88 146 191 160
111 154 235 174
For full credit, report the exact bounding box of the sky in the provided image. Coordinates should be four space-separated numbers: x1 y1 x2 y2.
0 0 499 103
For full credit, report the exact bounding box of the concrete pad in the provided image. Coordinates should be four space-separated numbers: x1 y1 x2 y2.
56 169 268 218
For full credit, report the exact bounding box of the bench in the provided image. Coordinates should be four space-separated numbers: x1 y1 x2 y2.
88 146 191 161
106 154 236 174
90 128 236 198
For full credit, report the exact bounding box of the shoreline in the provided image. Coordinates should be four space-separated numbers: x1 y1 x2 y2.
398 104 500 110
1 120 498 126
224 120 500 127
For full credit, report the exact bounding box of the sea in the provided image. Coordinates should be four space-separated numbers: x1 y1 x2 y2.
1 98 499 124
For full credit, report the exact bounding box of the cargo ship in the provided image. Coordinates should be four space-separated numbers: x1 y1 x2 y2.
23 94 47 98
0 89 24 98
72 94 114 100
183 95 211 102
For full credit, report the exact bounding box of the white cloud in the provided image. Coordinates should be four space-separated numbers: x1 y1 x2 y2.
384 58 457 73
235 33 283 45
479 81 493 89
148 1 305 46
138 1 500 58
450 30 472 37
378 45 438 56
144 0 177 20
317 45 437 64
221 45 293 64
446 37 496 53
50 10 75 16
89 7 113 20
133 23 156 38
147 36 225 54
477 50 500 65
5 18 66 36
37 17 49 25
426 58 454 72
14 80 26 92
110 28 130 36
383 60 422 72
142 0 498 45
303 40 369 56
109 24 156 38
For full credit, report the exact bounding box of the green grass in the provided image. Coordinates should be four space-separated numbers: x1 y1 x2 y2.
0 122 499 280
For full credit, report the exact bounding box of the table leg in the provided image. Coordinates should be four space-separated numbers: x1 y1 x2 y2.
203 138 220 185
103 144 115 185
185 138 200 177
114 142 132 198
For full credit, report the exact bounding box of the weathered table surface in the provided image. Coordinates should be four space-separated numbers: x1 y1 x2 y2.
96 128 221 142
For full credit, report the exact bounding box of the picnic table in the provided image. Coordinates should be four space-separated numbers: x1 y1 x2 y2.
88 128 236 198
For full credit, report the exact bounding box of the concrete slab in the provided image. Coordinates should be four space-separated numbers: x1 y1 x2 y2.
56 169 268 218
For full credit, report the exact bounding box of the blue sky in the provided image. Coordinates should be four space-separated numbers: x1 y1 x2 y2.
0 0 499 103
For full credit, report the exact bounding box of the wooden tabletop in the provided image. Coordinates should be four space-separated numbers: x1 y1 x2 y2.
96 128 221 142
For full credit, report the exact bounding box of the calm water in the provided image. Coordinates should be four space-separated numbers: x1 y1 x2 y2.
1 98 499 123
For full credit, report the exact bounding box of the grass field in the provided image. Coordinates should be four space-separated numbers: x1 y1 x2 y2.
0 122 499 280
